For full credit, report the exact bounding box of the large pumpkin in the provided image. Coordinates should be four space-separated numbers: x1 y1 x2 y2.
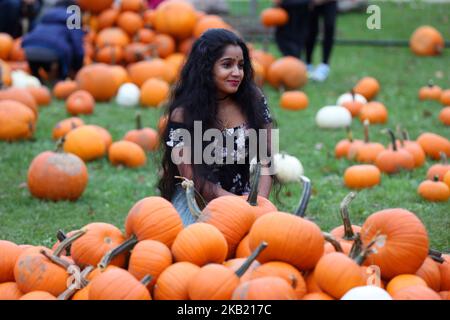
128 59 174 86
0 100 35 141
76 63 119 101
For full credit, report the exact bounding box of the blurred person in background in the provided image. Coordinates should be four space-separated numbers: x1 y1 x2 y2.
305 0 337 82
21 0 84 82
147 0 165 9
0 0 42 38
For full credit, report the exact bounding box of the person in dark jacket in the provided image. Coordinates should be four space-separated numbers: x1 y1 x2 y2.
21 0 84 81
0 0 42 38
274 0 311 63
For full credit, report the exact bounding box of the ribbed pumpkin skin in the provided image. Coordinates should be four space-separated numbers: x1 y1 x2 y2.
0 282 23 300
71 285 90 300
361 209 429 280
223 258 260 284
0 100 35 141
248 212 324 270
314 252 366 299
0 241 23 283
199 196 255 258
52 117 84 140
249 262 307 299
171 223 228 266
305 270 323 293
392 285 441 300
439 255 450 291
71 223 126 268
14 249 69 296
239 195 277 219
128 240 173 288
0 88 38 118
235 234 251 258
232 277 297 300
89 268 151 300
63 126 106 161
153 262 200 300
27 151 88 201
386 274 428 296
19 291 57 300
125 197 183 248
188 264 239 300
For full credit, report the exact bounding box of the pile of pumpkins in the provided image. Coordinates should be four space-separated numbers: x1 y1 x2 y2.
0 173 449 300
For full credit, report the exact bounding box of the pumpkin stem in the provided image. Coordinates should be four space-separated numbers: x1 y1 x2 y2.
55 137 66 153
350 89 355 100
322 232 343 253
433 175 440 182
340 192 357 240
348 233 363 260
289 274 298 290
293 176 312 217
427 79 434 88
235 241 268 278
247 162 262 206
40 249 71 270
176 176 203 219
140 275 153 286
53 229 86 257
363 119 370 143
354 233 386 266
136 112 142 130
57 265 94 300
428 249 445 264
385 128 397 152
56 229 71 256
345 126 353 143
402 129 410 141
98 234 138 270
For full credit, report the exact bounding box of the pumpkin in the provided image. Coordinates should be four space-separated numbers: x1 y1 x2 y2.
280 91 308 111
270 153 304 184
0 282 23 300
392 285 441 300
63 125 106 161
53 80 78 100
128 240 172 289
426 154 450 181
235 235 251 258
96 27 130 48
223 258 260 283
178 37 195 55
153 262 200 300
359 101 388 124
251 50 276 72
0 100 35 141
152 34 177 59
417 177 450 202
344 165 381 189
0 241 23 283
27 148 88 201
140 78 170 107
232 277 297 300
267 56 307 90
0 59 12 86
9 38 26 61
193 15 232 38
121 0 146 12
260 8 289 27
354 120 385 163
416 257 442 292
417 132 450 160
0 87 38 118
71 223 126 268
66 90 95 116
439 107 450 126
337 91 367 106
109 141 147 168
171 223 228 266
302 292 334 300
117 11 144 36
353 77 380 100
110 65 130 87
153 0 198 40
386 274 428 296
441 89 450 106
128 59 174 86
135 28 156 44
97 8 119 30
410 26 444 56
315 106 352 129
361 208 429 280
444 171 450 189
123 113 159 151
418 81 442 101
335 127 364 159
89 268 151 300
124 43 151 63
248 261 307 299
76 64 119 101
396 130 426 168
187 242 267 300
19 291 57 300
95 45 124 64
0 33 13 60
116 83 141 107
27 86 51 106
375 129 414 174
329 192 361 241
341 286 392 300
439 255 450 291
11 70 40 88
77 0 114 14
85 125 112 150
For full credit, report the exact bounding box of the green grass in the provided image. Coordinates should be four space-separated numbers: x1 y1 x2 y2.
0 1 449 251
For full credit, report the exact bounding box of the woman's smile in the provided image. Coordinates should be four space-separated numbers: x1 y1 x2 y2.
214 44 245 96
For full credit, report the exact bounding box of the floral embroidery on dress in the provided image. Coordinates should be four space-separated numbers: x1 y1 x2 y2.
166 127 184 148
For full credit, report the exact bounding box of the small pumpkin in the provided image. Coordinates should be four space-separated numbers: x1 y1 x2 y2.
280 91 308 111
128 58 174 86
359 101 388 124
96 27 130 48
392 285 441 300
375 129 414 174
0 100 35 141
344 164 381 189
337 91 367 106
353 77 380 101
117 11 144 36
153 0 198 40
232 277 297 300
315 106 352 129
354 120 385 163
439 107 450 126
341 90 364 117
140 78 170 107
440 89 450 106
335 127 364 159
260 8 289 27
66 90 95 116
108 140 147 168
267 56 307 90
27 86 51 106
417 132 450 160
426 153 450 181
152 34 177 59
63 125 106 161
0 241 23 283
417 176 450 202
386 274 428 296
0 87 38 118
123 113 159 151
76 63 119 101
410 26 444 56
416 257 442 292
418 81 442 101
153 262 200 300
116 83 141 107
193 15 232 38
53 80 78 100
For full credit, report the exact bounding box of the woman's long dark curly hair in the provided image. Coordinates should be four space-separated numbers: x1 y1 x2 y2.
158 28 276 201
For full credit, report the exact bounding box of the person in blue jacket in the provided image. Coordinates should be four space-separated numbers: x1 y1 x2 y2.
0 0 42 38
21 0 84 81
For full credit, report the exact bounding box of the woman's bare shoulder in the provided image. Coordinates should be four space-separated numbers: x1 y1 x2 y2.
170 107 184 122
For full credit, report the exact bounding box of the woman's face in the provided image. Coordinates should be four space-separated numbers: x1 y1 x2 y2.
213 45 245 97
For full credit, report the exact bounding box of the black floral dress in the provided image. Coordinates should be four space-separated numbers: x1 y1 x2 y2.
165 94 272 195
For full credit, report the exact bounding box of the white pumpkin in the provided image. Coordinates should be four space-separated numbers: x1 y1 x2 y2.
337 92 367 106
315 105 352 129
116 83 140 107
341 286 392 300
11 70 41 88
250 153 304 184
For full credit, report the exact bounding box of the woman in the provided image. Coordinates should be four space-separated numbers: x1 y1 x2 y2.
158 28 275 226
305 0 338 82
21 0 84 82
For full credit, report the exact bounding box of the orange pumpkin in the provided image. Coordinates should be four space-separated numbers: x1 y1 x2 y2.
354 77 380 100
153 262 200 300
232 277 297 300
418 81 442 101
140 78 170 107
392 285 441 300
0 87 38 119
153 0 198 40
354 120 385 163
235 235 251 258
135 28 156 44
97 8 119 30
280 91 309 111
193 15 232 38
128 58 174 86
375 129 415 174
77 0 114 14
152 34 176 59
53 80 78 100
439 107 450 126
123 113 159 151
444 171 450 189
386 274 428 296
66 90 95 116
108 140 147 168
124 43 151 63
27 87 51 106
335 128 363 159
19 291 57 300
96 27 130 48
0 241 23 283
95 45 124 64
344 164 381 189
0 282 23 300
0 33 13 60
223 258 260 283
439 255 450 291
359 102 388 124
267 56 308 90
410 26 444 56
250 50 275 72
63 125 106 161
417 132 450 160
416 257 442 292
76 64 119 101
426 155 450 181
441 89 450 106
117 11 144 36
84 125 112 150
417 177 450 202
0 100 36 141
260 8 289 27
27 149 88 201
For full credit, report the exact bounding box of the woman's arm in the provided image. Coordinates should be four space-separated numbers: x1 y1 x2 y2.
257 122 274 199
